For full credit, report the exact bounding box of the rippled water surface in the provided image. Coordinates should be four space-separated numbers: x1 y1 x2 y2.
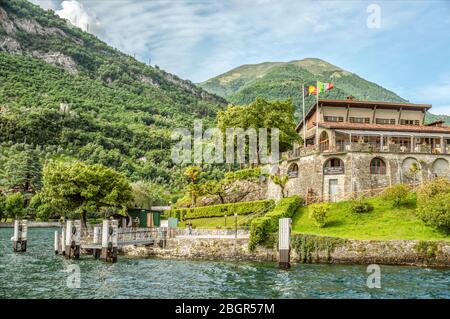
0 228 449 299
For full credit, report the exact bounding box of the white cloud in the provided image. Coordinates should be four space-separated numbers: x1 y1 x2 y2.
55 0 100 33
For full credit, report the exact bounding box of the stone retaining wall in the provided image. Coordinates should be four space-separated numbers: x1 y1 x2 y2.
122 234 450 267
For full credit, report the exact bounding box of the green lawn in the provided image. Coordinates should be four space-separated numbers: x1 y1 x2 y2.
292 195 449 241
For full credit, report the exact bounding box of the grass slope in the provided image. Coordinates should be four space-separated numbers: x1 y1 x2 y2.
292 195 449 241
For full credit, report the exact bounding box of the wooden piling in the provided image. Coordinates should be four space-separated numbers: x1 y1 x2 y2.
12 220 27 252
100 220 118 263
93 226 101 259
60 226 66 256
65 220 81 259
54 231 59 254
278 218 292 269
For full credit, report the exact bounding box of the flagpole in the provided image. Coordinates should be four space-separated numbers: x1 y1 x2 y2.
315 80 319 148
302 84 306 148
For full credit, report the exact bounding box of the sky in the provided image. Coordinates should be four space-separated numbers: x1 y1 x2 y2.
30 0 450 115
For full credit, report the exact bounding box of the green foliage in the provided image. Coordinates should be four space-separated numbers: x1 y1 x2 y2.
166 199 275 221
38 161 133 225
270 175 288 198
309 203 331 228
291 234 347 263
224 168 261 181
0 143 42 193
217 98 299 153
5 192 25 218
414 241 439 260
0 193 6 220
131 181 171 209
381 184 410 207
416 178 450 233
249 196 302 250
0 0 226 193
350 196 374 213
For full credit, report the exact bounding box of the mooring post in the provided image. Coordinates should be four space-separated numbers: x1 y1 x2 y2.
12 220 20 252
100 220 118 263
21 220 28 252
12 220 27 252
60 225 66 256
65 220 81 259
54 231 59 254
278 218 292 269
93 226 100 259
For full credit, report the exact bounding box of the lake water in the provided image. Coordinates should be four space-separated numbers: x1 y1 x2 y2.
0 228 448 299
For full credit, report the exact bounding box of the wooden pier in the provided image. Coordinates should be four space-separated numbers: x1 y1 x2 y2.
54 220 168 263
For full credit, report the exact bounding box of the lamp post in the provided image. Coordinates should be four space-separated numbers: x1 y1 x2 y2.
234 213 238 239
224 214 227 228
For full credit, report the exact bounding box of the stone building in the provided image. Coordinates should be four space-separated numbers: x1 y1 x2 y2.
266 98 450 201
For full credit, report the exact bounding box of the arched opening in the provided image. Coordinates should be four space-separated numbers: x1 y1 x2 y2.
432 158 449 177
287 163 299 178
319 131 330 152
324 158 344 175
370 158 386 175
402 157 422 184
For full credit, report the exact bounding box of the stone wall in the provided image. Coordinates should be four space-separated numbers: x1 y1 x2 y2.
122 234 450 267
265 152 450 201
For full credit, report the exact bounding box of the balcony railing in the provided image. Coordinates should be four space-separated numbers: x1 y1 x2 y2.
287 142 449 159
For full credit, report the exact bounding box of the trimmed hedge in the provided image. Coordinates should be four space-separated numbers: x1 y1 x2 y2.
164 199 275 221
249 196 302 250
224 168 261 181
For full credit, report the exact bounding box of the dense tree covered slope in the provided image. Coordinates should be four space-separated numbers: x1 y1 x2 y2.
0 0 226 194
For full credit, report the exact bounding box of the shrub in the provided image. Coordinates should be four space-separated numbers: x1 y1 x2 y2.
224 168 261 181
381 184 410 207
309 203 331 228
350 196 373 213
165 199 275 221
249 196 302 250
416 177 450 233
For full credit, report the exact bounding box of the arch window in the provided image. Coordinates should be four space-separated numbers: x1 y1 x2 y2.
370 158 386 175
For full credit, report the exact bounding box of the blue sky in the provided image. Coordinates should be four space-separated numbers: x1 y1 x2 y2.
31 0 450 115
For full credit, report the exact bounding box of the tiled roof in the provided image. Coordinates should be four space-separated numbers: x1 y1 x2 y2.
318 122 450 134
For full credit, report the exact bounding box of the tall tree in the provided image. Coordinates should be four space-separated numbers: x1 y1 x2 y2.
39 161 133 227
0 193 6 221
217 98 300 165
2 144 42 195
184 166 201 207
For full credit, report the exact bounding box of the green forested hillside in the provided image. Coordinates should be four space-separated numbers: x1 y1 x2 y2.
0 0 227 197
200 58 449 123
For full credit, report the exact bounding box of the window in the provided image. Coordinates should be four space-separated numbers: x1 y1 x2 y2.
350 117 370 124
324 158 345 175
324 116 344 122
287 163 299 178
400 119 420 125
370 158 386 175
376 118 396 125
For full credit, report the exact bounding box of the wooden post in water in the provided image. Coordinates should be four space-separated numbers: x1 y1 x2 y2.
278 218 292 269
100 220 118 263
60 225 66 255
65 220 81 259
54 231 59 254
12 220 27 252
93 226 101 259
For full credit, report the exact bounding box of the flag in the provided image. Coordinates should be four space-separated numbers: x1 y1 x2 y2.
307 82 334 95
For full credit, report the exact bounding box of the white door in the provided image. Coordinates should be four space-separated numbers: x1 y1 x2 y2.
329 179 339 202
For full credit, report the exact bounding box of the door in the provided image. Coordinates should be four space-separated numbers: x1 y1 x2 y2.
329 179 338 202
147 213 154 228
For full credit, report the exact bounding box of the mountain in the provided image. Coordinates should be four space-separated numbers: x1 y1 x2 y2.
200 58 450 124
0 0 226 195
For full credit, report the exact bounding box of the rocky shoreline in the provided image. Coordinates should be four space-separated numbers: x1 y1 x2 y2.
121 234 450 268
